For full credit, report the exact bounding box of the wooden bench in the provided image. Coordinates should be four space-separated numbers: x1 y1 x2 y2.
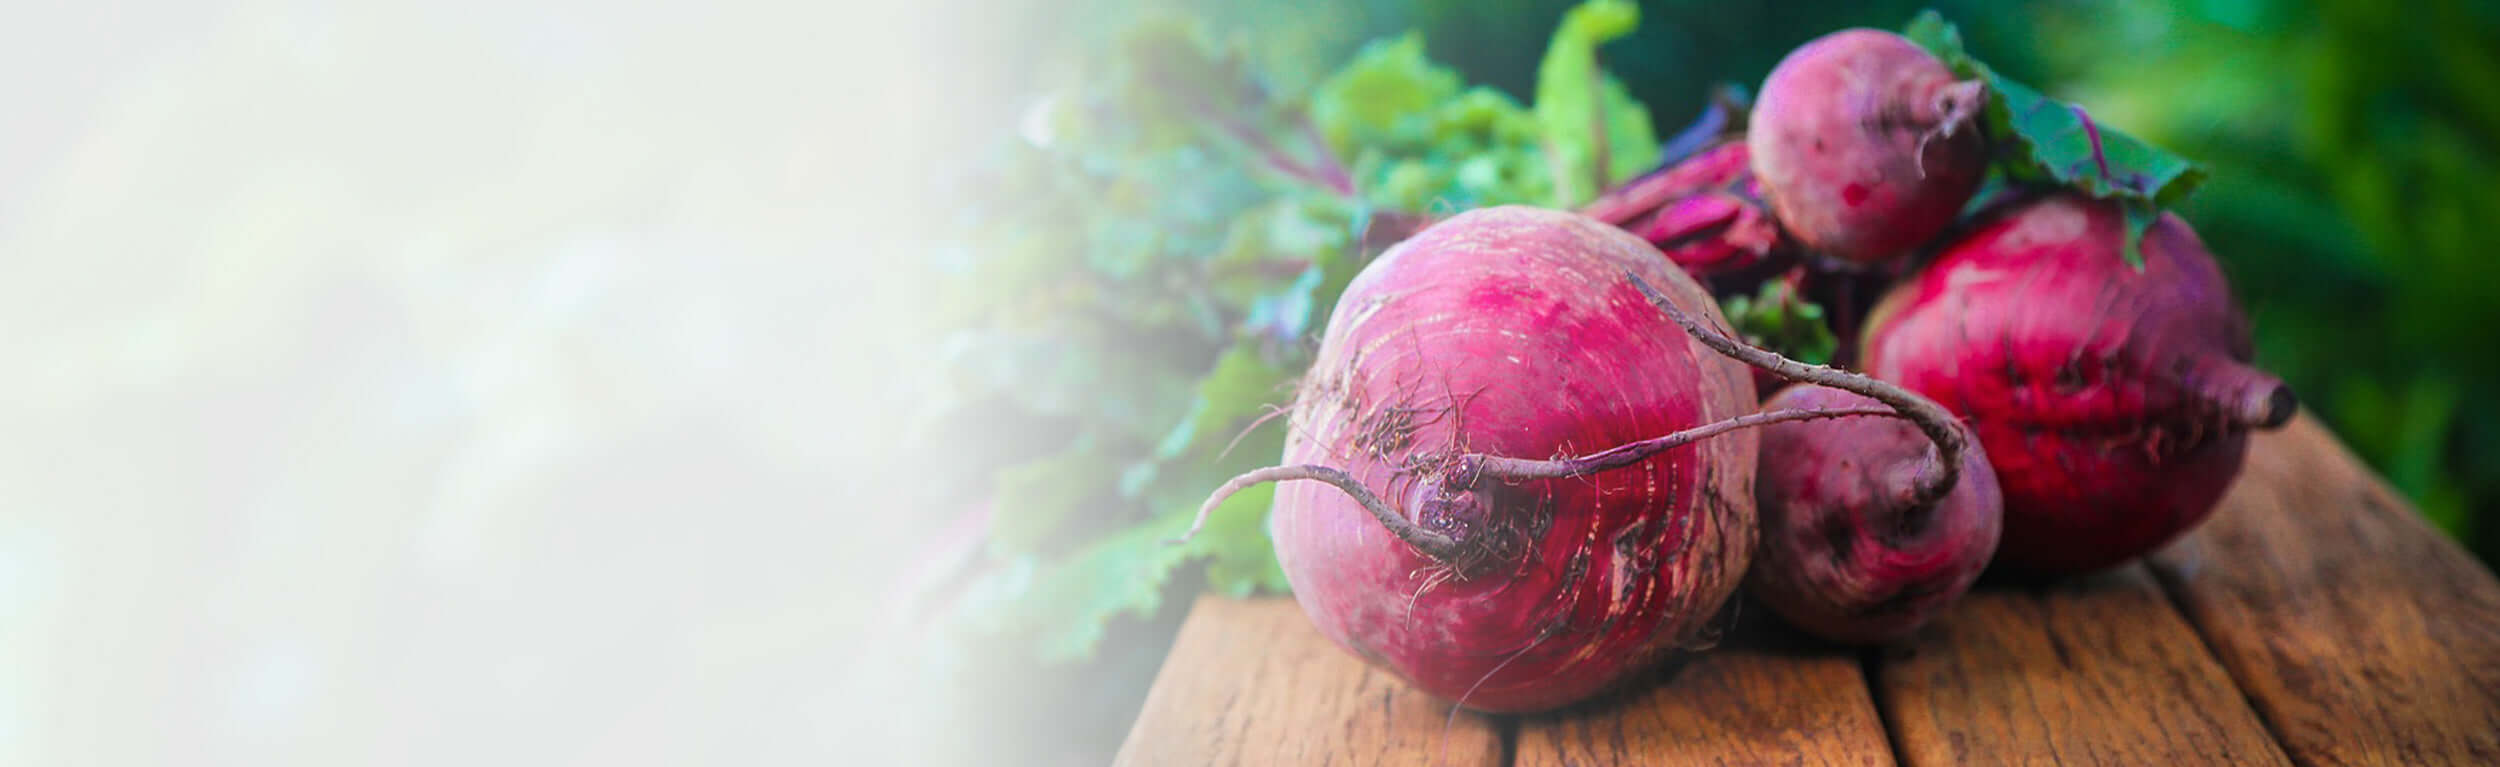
1115 415 2500 765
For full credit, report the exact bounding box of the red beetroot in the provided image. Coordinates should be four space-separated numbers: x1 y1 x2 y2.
1230 206 1763 712
1748 29 1987 263
1189 206 1977 711
1749 385 2001 642
1861 194 2295 574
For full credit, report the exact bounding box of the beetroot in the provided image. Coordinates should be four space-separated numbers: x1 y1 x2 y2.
1748 385 2001 642
1187 206 1981 711
1748 29 1987 264
1861 193 2295 574
1206 206 1765 712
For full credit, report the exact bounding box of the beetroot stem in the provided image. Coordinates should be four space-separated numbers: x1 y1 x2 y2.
1588 63 1612 194
1299 117 1356 196
1627 271 1970 510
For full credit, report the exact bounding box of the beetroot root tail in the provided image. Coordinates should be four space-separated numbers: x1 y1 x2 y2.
1179 464 1464 562
2201 357 2299 429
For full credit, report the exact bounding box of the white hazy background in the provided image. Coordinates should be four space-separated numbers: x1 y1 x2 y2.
1 1 990 763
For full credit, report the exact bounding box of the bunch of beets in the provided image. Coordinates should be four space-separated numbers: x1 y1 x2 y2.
1188 28 2295 712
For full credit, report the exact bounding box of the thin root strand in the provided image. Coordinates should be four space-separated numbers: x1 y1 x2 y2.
1178 464 1464 562
1627 271 1970 510
1469 406 1903 480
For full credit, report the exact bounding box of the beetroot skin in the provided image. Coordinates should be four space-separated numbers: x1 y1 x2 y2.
1748 29 1987 264
1862 194 2295 574
1257 206 1760 712
1749 385 2001 642
1580 141 1783 276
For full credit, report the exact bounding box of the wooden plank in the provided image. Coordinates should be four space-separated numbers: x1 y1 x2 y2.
2150 414 2500 766
1113 595 1504 767
1514 612 1894 767
1874 564 2291 766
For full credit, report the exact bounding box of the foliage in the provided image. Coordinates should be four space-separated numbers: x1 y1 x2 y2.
1534 0 1663 206
1723 279 1838 366
1316 33 1552 213
1904 11 2206 266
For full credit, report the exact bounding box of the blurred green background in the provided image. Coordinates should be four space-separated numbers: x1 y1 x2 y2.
896 0 2500 763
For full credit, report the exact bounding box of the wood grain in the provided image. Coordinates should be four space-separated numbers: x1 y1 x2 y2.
1514 614 1893 767
1118 415 2500 766
1113 595 1505 767
1874 564 2291 766
2150 414 2500 766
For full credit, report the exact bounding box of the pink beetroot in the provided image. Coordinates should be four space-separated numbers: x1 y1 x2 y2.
1748 385 2001 642
1861 193 2295 574
1747 29 1988 264
1187 206 1972 711
1210 206 1765 712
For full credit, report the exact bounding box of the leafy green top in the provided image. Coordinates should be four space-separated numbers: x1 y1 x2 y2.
1904 10 2207 265
1534 0 1662 207
1722 280 1838 366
